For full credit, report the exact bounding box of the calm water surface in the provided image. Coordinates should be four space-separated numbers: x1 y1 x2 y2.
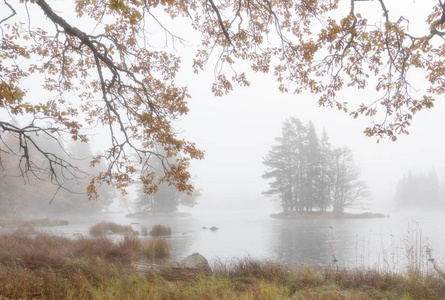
42 211 445 271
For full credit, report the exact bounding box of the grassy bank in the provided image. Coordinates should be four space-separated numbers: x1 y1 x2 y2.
0 231 444 299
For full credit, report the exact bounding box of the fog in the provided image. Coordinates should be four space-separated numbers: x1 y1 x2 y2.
174 68 445 215
3 1 445 276
2 0 443 216
164 0 445 215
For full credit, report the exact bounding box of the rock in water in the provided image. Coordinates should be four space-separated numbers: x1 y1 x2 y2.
209 226 219 231
177 253 212 274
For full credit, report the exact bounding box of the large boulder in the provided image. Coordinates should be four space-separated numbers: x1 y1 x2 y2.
174 253 212 275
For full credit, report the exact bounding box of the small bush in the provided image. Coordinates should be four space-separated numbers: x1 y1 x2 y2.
42 218 69 226
141 239 170 259
150 225 171 237
89 221 139 237
141 226 148 236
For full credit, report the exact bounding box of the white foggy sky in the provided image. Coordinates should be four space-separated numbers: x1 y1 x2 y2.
2 0 444 214
178 68 445 214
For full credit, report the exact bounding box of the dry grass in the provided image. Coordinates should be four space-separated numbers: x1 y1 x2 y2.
88 221 139 237
0 231 444 299
141 239 171 259
0 231 170 267
150 224 172 236
321 266 445 299
213 257 291 284
141 225 148 236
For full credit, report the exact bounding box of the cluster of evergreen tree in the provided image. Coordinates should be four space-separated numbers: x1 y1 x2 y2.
262 117 370 213
132 150 200 213
133 181 200 213
395 169 445 211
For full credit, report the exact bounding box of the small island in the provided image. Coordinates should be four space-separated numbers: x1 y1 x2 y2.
262 118 374 218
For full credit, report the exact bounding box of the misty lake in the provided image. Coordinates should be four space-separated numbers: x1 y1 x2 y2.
40 211 445 271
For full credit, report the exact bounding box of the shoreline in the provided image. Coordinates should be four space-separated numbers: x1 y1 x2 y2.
0 231 441 299
125 211 191 218
270 211 387 219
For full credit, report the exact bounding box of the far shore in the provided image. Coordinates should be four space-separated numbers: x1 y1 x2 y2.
270 211 387 219
0 217 69 228
125 211 191 218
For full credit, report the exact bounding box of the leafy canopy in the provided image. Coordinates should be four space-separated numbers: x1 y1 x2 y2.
1 0 443 198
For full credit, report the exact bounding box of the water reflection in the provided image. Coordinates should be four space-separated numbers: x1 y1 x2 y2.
271 218 363 267
39 211 445 270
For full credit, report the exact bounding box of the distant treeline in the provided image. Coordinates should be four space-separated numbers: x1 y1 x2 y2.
0 132 200 216
395 169 445 211
0 133 113 216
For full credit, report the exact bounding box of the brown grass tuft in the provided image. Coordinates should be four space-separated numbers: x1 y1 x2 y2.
88 221 139 237
141 225 148 236
149 224 171 237
141 239 170 260
213 257 291 284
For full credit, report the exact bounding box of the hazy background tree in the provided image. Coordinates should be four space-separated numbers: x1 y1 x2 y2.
262 117 306 212
0 132 114 217
135 181 200 213
316 129 334 212
133 151 200 214
0 137 27 216
301 121 321 212
47 140 114 214
263 118 371 214
331 147 371 213
0 131 63 216
395 169 444 211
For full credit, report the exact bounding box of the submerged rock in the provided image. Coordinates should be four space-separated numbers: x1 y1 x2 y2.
209 226 219 231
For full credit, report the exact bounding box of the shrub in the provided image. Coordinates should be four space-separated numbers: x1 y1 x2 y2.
141 226 148 236
141 239 170 259
149 225 171 237
88 221 139 237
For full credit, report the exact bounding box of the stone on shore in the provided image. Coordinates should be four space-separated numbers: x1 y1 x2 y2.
173 253 212 275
